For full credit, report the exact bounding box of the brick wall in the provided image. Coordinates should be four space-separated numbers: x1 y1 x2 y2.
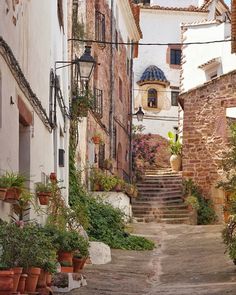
181 70 236 220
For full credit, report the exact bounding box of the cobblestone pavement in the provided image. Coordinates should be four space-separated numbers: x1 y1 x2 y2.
57 223 236 295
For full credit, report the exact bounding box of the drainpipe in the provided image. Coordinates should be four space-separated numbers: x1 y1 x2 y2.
109 0 114 159
129 43 134 183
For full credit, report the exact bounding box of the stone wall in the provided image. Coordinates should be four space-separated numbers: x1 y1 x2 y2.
181 70 236 221
86 0 133 177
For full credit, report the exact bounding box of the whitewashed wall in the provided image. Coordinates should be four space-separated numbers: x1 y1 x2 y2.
181 21 236 93
133 8 207 138
0 0 70 221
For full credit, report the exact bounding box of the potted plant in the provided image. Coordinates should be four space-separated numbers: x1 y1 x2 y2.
91 132 102 145
0 263 14 293
113 177 125 192
103 159 113 171
59 261 73 273
35 182 52 205
0 171 26 203
73 236 89 272
167 131 182 172
37 260 57 288
90 168 103 191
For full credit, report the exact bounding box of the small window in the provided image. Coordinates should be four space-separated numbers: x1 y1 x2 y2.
113 126 117 159
115 30 118 50
170 49 181 65
95 11 106 44
127 58 130 76
210 72 218 79
98 143 105 169
147 88 157 108
119 78 123 101
59 149 65 167
57 0 64 30
171 91 179 106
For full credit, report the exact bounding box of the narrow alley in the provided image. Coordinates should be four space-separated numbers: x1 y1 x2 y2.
63 223 236 295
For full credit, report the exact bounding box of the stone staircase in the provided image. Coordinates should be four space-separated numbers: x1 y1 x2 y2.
132 169 191 224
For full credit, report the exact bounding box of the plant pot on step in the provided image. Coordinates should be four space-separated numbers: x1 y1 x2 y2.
60 266 73 273
46 272 52 287
12 267 23 292
17 273 28 294
24 267 41 293
170 154 181 172
4 188 21 203
57 251 73 265
37 192 50 205
0 269 14 294
37 269 47 288
73 257 87 272
0 188 7 200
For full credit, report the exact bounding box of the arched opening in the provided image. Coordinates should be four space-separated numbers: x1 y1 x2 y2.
147 88 157 108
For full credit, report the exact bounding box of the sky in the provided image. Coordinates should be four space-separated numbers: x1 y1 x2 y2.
225 0 231 7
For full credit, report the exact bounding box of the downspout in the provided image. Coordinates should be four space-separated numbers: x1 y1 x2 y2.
109 0 114 159
129 43 134 183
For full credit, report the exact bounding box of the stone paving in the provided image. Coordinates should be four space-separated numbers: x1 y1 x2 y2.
58 223 236 295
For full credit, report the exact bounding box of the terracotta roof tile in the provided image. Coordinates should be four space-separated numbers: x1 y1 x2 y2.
140 5 208 13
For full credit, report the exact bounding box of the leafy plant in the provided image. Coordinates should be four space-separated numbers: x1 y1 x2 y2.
183 179 216 225
167 131 182 155
35 182 52 193
222 215 236 263
185 195 200 210
0 171 26 188
60 261 73 267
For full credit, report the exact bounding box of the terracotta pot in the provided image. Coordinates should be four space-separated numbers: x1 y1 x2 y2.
46 272 52 286
12 267 23 292
92 136 100 145
0 269 14 294
4 188 21 203
60 266 73 273
58 251 73 265
50 172 57 182
170 154 182 172
17 273 27 293
0 188 7 200
37 269 47 288
115 184 122 192
73 257 87 272
37 192 50 205
24 267 41 293
93 183 101 191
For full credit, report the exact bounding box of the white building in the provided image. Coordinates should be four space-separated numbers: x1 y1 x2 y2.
133 0 229 139
0 0 70 222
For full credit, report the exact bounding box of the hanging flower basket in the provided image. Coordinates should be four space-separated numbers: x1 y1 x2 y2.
91 135 101 145
5 187 21 203
37 192 51 206
0 187 7 200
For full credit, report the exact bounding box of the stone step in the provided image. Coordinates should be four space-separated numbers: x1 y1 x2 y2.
138 191 182 197
160 217 190 224
139 180 182 185
137 195 183 202
133 198 184 205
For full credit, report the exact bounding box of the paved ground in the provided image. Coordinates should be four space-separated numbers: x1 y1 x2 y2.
60 223 236 294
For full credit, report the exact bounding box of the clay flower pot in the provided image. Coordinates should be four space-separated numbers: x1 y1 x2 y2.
58 251 73 265
24 267 41 293
37 192 51 205
17 273 28 294
60 266 73 273
91 135 101 145
37 269 47 288
12 267 23 292
0 269 14 293
46 272 52 286
0 188 7 200
73 257 87 272
50 172 57 182
170 154 182 172
4 187 21 203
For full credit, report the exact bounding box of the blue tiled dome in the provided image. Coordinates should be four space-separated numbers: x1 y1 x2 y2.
138 65 169 85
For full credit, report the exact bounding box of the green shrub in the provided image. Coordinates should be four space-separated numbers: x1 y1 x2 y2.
183 179 217 225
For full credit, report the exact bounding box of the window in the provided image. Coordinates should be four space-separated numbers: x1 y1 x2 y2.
93 88 103 118
98 143 105 169
147 88 157 108
115 30 118 50
95 11 105 43
119 78 123 101
171 91 179 106
57 0 64 30
59 149 65 167
127 58 130 76
113 126 117 159
170 49 181 65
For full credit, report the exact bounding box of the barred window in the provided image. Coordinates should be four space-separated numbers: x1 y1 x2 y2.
98 143 105 169
113 126 117 159
171 91 179 106
95 11 105 44
93 88 103 119
147 88 157 108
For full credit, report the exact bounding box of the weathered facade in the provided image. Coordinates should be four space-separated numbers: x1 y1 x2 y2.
70 0 142 182
181 71 236 221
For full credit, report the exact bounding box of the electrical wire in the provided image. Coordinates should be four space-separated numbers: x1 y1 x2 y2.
68 38 235 46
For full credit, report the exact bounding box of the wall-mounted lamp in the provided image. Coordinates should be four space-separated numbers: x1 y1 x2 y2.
134 106 145 122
